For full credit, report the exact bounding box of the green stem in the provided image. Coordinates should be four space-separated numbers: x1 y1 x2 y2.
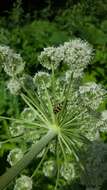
51 65 56 102
55 140 60 190
0 130 56 190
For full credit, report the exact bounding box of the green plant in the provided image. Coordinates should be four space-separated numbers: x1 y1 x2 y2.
8 0 23 26
0 39 107 190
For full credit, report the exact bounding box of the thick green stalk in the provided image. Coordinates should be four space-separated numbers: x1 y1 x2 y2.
0 130 56 190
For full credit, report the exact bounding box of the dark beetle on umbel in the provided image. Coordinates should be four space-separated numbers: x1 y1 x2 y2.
53 103 62 114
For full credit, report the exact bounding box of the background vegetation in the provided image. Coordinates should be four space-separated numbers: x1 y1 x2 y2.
0 0 107 189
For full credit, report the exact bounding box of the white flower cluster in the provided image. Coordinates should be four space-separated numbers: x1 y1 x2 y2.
38 39 93 78
14 175 32 190
7 78 21 95
0 45 25 76
96 110 107 132
43 159 78 182
33 71 51 89
21 107 36 121
49 140 56 154
63 39 92 77
0 45 25 95
60 162 76 182
27 131 40 142
7 148 23 166
38 46 64 70
79 82 106 110
102 110 107 120
43 160 57 177
9 122 25 137
33 71 65 105
81 141 107 189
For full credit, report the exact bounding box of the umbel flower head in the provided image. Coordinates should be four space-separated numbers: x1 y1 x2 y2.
0 39 107 190
7 78 21 95
14 175 33 190
38 38 93 78
0 45 25 77
7 148 24 166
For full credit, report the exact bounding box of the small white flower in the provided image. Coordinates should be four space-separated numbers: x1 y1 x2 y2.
60 162 76 182
21 108 36 121
14 175 32 190
9 122 25 137
96 110 107 132
7 78 21 95
38 46 64 70
63 39 93 77
63 39 92 67
7 148 23 166
79 82 106 109
49 140 56 154
43 160 56 177
0 45 25 76
33 71 51 89
101 110 107 120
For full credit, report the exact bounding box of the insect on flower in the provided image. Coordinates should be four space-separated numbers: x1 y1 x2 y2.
53 103 62 114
